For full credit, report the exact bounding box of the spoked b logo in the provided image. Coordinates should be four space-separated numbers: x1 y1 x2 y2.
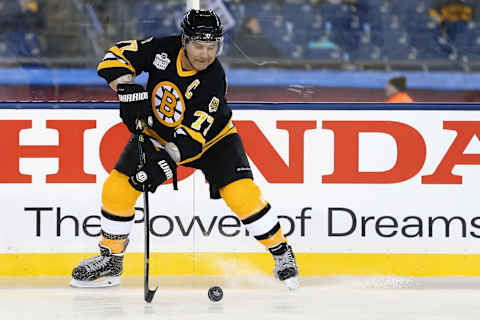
151 81 186 127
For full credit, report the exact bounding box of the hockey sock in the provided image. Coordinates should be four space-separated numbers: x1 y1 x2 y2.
220 179 287 249
268 242 289 256
241 203 287 248
99 170 141 253
100 209 134 254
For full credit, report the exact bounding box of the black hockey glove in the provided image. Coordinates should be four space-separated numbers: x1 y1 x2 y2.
129 141 177 193
117 83 152 133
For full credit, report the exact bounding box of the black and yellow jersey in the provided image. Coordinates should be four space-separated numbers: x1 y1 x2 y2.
97 35 236 164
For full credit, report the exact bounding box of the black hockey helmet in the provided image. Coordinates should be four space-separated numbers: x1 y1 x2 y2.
180 9 224 43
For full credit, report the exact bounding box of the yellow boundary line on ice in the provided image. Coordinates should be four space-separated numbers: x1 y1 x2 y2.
1 253 480 276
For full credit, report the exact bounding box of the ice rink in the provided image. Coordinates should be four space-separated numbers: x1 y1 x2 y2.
1 275 480 320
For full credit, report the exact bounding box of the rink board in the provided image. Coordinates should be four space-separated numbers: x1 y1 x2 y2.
1 102 480 276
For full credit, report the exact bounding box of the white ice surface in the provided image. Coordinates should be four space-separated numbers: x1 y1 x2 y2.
1 276 480 320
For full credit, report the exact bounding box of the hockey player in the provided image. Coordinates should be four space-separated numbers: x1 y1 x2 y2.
70 9 299 290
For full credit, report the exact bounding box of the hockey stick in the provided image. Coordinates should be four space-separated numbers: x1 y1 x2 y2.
136 133 158 303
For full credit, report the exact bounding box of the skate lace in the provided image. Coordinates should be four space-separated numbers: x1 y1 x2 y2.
79 255 111 273
275 249 296 270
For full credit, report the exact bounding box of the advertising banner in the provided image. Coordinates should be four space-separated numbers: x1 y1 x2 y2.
1 103 480 275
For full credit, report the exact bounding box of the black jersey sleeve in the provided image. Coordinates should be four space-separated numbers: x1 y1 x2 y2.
97 37 156 85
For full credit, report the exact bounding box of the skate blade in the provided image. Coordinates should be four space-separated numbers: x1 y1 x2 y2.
283 276 299 291
70 276 120 288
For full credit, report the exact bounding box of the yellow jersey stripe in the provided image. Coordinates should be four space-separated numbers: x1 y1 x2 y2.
179 119 237 165
108 46 137 76
204 120 236 149
144 127 169 147
177 124 206 146
97 59 136 75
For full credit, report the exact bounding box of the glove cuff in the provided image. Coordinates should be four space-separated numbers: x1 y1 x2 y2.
128 174 145 192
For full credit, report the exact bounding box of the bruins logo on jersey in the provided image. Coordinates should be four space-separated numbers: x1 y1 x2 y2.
151 81 185 127
209 97 220 113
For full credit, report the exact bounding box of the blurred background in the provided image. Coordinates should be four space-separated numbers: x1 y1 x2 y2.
1 0 479 102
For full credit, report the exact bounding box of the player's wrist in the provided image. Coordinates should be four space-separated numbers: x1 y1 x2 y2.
109 74 134 91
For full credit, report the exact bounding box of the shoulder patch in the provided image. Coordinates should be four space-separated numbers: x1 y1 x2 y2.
209 97 220 113
153 52 171 70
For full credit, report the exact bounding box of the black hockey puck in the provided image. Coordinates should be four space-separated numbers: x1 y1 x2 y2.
208 286 223 302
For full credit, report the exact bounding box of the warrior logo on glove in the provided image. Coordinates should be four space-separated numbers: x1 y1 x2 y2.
118 92 148 103
158 160 173 179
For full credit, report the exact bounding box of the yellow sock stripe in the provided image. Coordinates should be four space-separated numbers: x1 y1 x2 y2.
257 228 287 248
101 238 127 254
3 253 480 276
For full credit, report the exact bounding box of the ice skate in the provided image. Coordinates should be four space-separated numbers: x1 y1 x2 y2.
70 241 128 288
270 242 299 290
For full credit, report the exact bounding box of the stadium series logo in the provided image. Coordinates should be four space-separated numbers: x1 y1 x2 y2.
153 53 170 70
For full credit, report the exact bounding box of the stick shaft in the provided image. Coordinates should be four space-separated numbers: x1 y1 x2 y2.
144 188 150 299
137 134 157 303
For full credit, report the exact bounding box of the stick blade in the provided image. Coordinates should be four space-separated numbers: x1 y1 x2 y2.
144 286 158 303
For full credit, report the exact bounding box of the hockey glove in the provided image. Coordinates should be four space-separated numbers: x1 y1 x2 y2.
129 144 177 193
117 83 152 133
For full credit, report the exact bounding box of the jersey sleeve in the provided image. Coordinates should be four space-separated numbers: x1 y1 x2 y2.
97 37 156 85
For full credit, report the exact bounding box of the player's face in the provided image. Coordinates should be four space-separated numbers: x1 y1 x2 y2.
385 83 397 98
185 40 219 71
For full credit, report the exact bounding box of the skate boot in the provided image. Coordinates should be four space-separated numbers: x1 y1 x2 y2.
70 240 128 288
269 242 299 290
